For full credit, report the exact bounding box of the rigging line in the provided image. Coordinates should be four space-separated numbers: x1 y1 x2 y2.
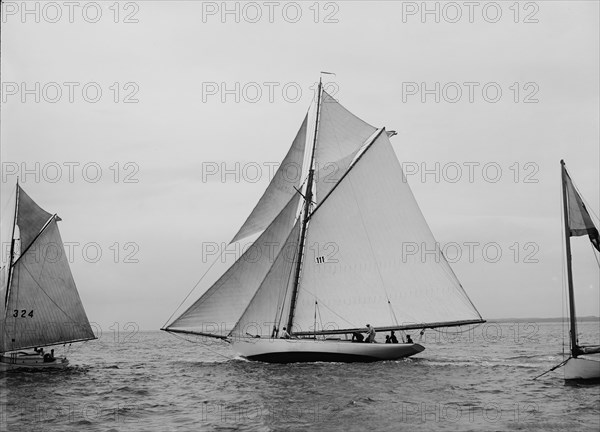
0 186 15 220
168 331 235 361
561 252 567 360
172 194 301 331
590 241 600 268
313 301 317 336
295 285 356 328
5 184 20 310
532 359 569 381
162 198 295 329
298 106 313 194
229 220 300 337
430 240 482 315
274 222 301 331
567 167 600 225
430 323 482 334
272 272 287 333
387 300 399 327
161 243 227 328
584 198 600 226
296 177 309 200
316 301 324 333
10 243 21 349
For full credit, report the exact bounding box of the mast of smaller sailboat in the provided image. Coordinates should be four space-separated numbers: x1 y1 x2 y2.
286 78 322 333
560 160 580 358
5 182 19 306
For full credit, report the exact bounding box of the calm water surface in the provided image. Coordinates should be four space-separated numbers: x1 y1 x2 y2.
1 321 599 431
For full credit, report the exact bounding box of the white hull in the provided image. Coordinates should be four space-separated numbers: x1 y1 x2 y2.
0 353 69 371
233 338 425 363
564 355 600 381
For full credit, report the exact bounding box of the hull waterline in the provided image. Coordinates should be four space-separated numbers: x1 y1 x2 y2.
0 353 69 371
233 338 425 363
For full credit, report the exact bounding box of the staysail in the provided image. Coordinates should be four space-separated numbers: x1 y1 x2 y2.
230 114 308 243
1 185 95 352
292 131 483 334
230 220 301 338
166 194 301 337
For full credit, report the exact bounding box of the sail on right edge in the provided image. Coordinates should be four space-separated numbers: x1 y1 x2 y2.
560 161 600 357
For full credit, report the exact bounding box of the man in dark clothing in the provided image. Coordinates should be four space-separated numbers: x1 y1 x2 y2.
351 332 364 342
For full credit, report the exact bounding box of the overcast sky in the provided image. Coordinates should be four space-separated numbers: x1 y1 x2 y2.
1 1 598 331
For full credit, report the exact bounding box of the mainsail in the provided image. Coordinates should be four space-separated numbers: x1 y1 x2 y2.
1 185 95 353
292 131 483 334
165 81 484 339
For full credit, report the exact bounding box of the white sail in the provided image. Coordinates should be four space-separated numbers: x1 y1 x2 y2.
230 220 300 338
292 132 482 333
167 194 301 337
1 217 95 352
230 114 308 243
15 186 53 253
314 91 377 201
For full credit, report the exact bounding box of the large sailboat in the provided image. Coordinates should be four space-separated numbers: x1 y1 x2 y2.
559 161 600 381
0 184 96 370
163 79 485 363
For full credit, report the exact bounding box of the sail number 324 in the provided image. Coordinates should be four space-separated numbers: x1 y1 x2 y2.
13 310 34 318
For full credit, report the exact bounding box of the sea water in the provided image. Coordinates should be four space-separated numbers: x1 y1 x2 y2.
1 321 599 431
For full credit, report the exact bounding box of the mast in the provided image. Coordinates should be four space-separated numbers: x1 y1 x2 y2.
5 182 19 306
560 160 579 357
286 78 322 333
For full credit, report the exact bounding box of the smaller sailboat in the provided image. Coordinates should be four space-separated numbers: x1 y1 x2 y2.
559 160 600 381
0 184 96 370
